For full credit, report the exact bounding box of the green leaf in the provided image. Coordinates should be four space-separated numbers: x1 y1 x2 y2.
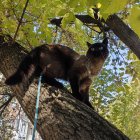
56 8 67 16
128 6 140 37
61 12 75 28
103 0 129 14
75 18 83 30
95 0 129 19
87 8 94 18
68 0 78 8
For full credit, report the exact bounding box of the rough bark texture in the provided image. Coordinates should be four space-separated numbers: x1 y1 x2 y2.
51 14 140 59
0 35 130 140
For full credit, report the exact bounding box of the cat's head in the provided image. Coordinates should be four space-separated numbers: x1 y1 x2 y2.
86 38 109 58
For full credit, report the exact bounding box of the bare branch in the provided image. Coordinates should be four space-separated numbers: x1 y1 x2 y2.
13 0 30 42
106 14 140 59
50 14 140 59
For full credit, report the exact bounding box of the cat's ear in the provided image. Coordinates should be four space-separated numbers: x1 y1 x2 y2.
87 42 92 48
103 38 108 46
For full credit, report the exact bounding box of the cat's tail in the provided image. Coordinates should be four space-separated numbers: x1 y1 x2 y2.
5 72 23 85
5 54 36 86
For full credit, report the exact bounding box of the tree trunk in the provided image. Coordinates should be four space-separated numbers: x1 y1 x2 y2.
0 35 130 140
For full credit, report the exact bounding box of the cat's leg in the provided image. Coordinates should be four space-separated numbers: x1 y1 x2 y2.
69 66 93 108
69 77 82 101
79 77 93 109
41 75 64 89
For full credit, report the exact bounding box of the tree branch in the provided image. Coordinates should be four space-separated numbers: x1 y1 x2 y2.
50 14 140 59
50 15 98 26
13 0 30 42
0 34 130 140
106 14 140 59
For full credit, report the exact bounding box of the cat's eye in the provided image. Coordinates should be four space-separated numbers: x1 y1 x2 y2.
99 47 103 50
91 48 95 51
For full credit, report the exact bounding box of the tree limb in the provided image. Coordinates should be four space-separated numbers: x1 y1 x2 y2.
106 14 140 59
13 0 30 42
50 14 140 59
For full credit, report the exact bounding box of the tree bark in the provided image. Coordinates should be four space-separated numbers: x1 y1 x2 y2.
0 35 130 140
50 14 140 59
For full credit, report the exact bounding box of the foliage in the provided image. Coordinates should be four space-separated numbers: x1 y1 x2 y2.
0 0 139 47
91 40 140 139
128 6 140 37
0 0 140 139
107 81 140 140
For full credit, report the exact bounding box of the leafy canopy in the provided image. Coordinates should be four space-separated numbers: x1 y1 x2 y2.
0 0 140 47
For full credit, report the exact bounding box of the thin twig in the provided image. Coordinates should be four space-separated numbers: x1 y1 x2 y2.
13 0 30 43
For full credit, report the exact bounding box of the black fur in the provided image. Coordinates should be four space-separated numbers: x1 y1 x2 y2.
5 39 109 108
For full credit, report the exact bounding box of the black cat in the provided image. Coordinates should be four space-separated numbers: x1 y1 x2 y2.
5 38 109 108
